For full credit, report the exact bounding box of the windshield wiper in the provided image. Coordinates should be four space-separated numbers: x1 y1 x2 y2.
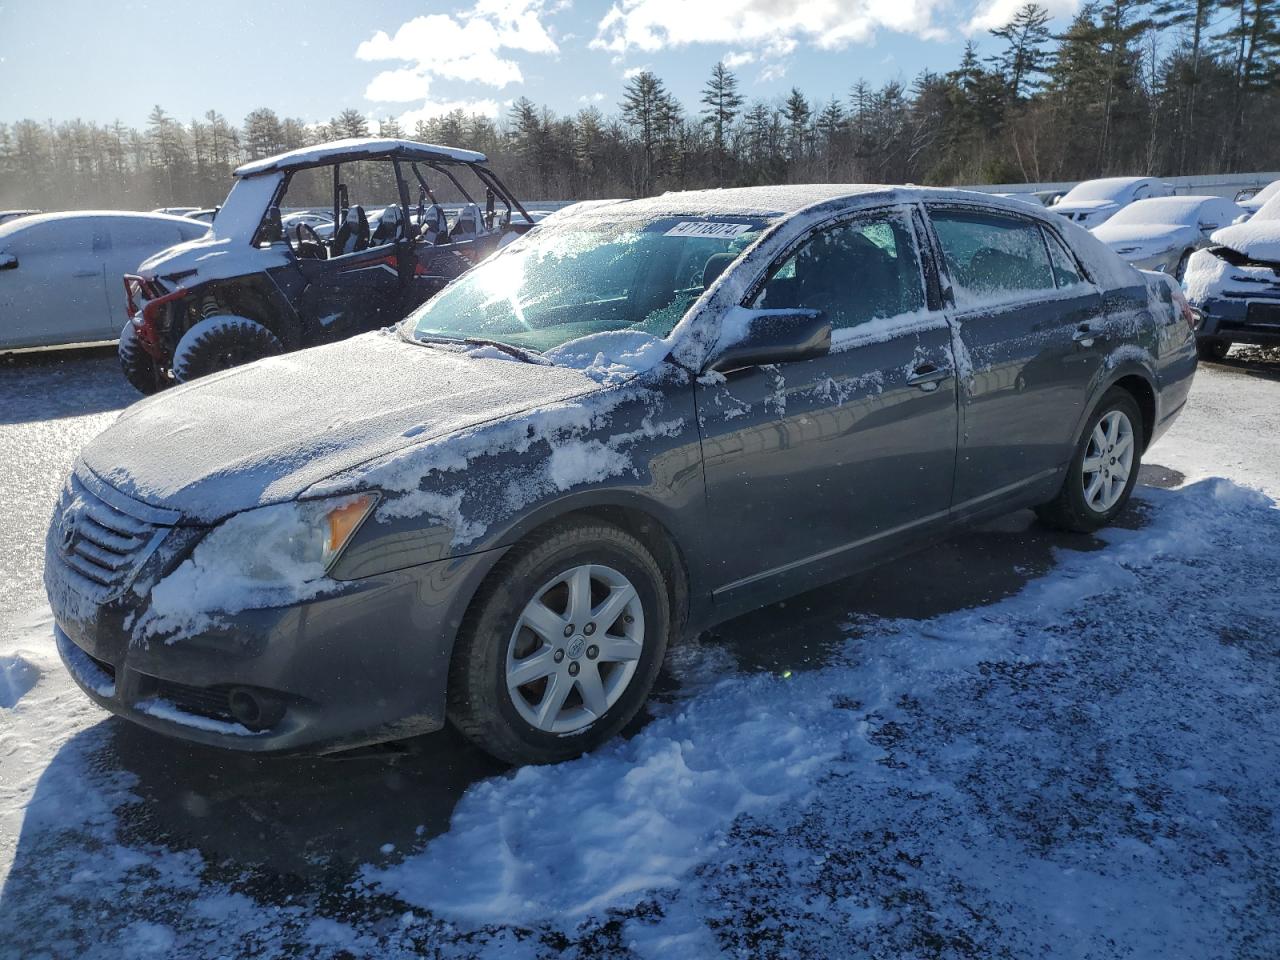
407 330 547 365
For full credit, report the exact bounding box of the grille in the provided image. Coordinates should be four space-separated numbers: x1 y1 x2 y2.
51 472 170 603
152 678 236 723
1245 302 1280 327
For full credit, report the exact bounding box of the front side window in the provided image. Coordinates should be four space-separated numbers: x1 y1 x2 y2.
406 216 769 352
751 212 925 330
930 209 1056 305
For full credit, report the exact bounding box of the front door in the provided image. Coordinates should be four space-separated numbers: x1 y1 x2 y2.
925 206 1106 511
0 220 111 348
696 208 959 614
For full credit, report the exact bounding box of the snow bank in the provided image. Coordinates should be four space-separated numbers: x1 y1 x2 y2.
0 653 40 709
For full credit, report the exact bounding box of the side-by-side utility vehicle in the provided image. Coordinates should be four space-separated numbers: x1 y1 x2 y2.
119 137 535 391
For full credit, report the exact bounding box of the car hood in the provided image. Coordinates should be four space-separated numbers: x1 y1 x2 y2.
138 233 290 284
1209 218 1280 263
1092 222 1194 252
80 331 603 523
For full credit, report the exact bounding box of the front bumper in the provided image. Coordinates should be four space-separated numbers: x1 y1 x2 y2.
1194 295 1280 346
45 472 505 755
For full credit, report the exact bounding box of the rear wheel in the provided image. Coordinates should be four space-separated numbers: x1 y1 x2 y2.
448 520 670 765
118 321 163 394
172 315 283 383
1036 388 1143 533
1196 337 1231 362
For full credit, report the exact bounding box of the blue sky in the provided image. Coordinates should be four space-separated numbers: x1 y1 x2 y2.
0 0 1079 130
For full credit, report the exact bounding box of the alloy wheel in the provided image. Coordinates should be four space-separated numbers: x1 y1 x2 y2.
1082 409 1134 512
505 563 645 734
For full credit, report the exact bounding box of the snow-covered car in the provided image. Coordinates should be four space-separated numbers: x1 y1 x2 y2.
185 208 218 224
0 211 208 350
119 137 536 392
1235 179 1280 215
1092 195 1245 279
1050 177 1174 228
1182 192 1280 360
151 206 201 217
46 185 1196 765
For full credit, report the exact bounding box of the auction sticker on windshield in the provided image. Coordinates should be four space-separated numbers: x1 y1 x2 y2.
664 221 756 238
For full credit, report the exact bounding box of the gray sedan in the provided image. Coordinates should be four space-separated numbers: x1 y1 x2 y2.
45 185 1197 765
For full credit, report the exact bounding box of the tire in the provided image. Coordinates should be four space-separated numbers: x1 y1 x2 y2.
172 315 283 383
1035 387 1144 533
448 519 671 765
1174 249 1191 281
1196 337 1231 362
118 321 163 395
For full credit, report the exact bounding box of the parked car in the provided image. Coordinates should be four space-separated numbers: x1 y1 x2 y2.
1050 177 1174 227
119 137 537 393
151 206 201 217
1235 179 1280 214
1092 195 1244 278
0 209 41 226
279 209 334 238
1182 192 1280 360
0 211 209 350
185 208 219 224
46 185 1196 765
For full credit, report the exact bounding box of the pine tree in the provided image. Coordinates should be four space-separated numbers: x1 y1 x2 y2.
784 87 812 167
700 62 744 181
988 4 1053 99
620 70 675 194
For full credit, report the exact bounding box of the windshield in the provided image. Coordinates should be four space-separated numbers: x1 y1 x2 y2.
1060 180 1139 203
404 215 770 352
1106 198 1204 227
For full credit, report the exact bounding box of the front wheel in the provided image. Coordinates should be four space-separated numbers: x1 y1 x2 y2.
1196 337 1231 362
172 315 284 383
1036 388 1143 533
448 520 670 765
118 321 163 394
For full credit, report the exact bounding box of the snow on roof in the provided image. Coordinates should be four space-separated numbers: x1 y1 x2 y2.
1059 177 1162 202
234 138 487 177
1103 196 1217 227
1210 217 1280 261
0 209 201 242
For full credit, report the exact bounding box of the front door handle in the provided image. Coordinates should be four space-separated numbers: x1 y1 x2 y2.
906 363 952 392
1073 324 1105 347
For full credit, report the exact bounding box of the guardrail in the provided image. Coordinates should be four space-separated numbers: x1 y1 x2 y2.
964 172 1280 201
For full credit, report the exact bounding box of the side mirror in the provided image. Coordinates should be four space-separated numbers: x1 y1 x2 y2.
0 253 16 270
709 308 831 373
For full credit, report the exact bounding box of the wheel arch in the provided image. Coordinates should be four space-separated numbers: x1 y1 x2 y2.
1077 357 1159 453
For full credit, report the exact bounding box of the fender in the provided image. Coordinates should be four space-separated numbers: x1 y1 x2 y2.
1072 347 1160 451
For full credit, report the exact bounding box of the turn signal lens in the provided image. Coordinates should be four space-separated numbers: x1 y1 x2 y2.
322 493 377 567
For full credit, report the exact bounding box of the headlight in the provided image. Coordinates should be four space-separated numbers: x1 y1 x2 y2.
193 493 377 585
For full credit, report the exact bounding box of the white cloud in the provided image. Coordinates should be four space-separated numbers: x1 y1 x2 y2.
592 0 950 56
758 61 788 83
358 1 560 105
966 0 1077 32
622 64 650 79
578 91 608 103
397 99 503 131
723 50 756 68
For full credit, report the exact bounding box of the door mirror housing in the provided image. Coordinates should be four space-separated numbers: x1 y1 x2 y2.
709 308 831 373
0 253 16 270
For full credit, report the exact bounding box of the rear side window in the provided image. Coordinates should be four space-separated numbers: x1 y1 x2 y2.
111 219 185 249
1042 229 1087 289
930 210 1055 305
752 212 925 330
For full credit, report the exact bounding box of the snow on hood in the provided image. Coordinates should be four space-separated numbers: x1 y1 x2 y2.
1052 199 1119 215
1091 222 1194 252
1208 218 1280 262
80 332 602 523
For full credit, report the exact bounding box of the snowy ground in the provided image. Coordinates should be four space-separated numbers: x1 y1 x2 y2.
1 346 1278 959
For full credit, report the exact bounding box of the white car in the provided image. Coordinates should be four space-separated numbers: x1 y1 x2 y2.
0 211 208 350
1050 177 1174 228
1091 195 1245 278
1236 179 1280 216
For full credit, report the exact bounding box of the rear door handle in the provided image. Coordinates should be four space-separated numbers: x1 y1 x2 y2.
907 363 952 392
1073 324 1105 346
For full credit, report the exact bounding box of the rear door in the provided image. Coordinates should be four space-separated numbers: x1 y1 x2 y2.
0 219 111 348
696 207 959 613
925 206 1105 513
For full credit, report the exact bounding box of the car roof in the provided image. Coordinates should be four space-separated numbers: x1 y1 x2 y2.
234 137 487 178
579 184 1054 224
